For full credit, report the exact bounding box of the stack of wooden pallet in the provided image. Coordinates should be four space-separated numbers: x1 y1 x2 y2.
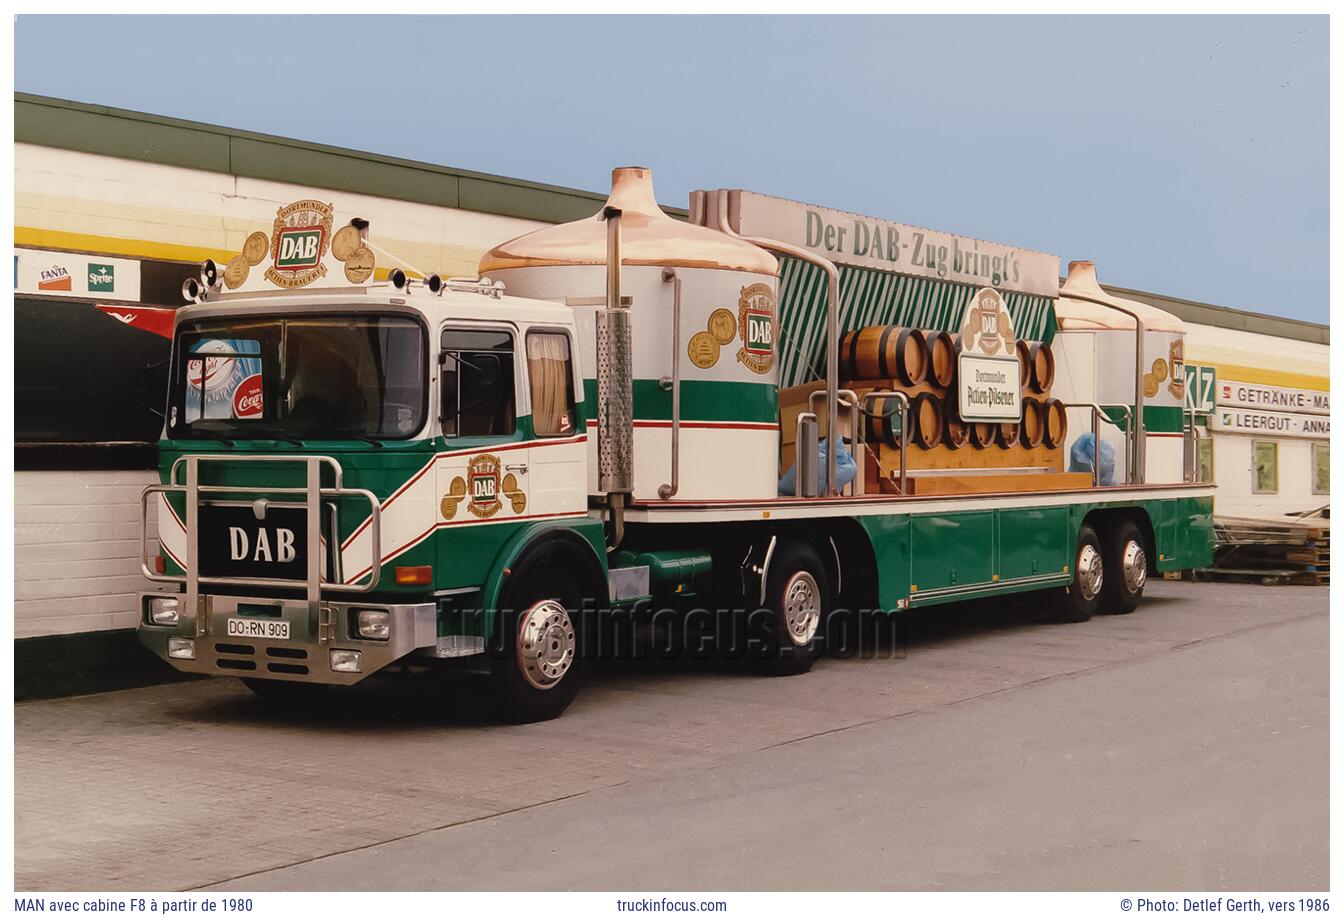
1198 513 1330 586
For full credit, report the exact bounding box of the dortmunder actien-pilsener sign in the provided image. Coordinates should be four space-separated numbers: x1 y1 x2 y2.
957 287 1022 422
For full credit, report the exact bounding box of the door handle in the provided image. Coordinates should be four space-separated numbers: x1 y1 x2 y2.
505 463 529 475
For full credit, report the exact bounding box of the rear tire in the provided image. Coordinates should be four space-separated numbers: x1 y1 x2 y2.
1055 523 1104 623
1100 519 1148 614
488 559 589 723
752 541 829 676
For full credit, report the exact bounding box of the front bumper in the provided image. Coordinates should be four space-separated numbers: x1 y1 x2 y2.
137 592 437 685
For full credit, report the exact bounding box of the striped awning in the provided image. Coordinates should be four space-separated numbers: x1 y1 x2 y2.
777 257 1058 388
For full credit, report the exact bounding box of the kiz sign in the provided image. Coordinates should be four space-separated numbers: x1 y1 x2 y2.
956 288 1022 423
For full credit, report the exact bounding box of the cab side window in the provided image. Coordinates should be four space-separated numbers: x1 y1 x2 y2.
440 328 516 437
526 331 577 437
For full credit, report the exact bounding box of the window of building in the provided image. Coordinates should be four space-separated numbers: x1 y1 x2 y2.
1312 442 1329 495
526 331 577 437
1252 440 1278 494
1197 437 1214 484
440 328 516 437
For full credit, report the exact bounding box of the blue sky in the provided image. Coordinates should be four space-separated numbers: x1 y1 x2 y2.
15 14 1329 323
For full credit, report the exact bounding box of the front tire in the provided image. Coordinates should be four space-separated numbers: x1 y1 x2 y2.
1101 519 1148 614
1056 523 1104 622
488 565 588 723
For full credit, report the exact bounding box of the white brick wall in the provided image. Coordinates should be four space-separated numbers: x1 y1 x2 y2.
15 470 159 639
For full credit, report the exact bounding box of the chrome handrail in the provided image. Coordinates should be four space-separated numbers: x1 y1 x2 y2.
1056 402 1131 486
808 388 863 496
857 389 910 494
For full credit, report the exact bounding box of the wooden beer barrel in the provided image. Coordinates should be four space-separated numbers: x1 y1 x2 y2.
1042 397 1068 449
1020 396 1045 449
942 392 969 449
863 394 906 448
997 419 1021 449
909 391 944 450
1029 341 1055 393
841 326 929 386
924 330 956 389
1015 340 1032 388
969 420 997 450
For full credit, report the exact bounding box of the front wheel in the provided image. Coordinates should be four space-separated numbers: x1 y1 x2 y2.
1101 519 1148 614
488 573 587 723
1056 523 1104 623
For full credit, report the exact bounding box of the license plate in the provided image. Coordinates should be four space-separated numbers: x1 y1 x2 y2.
226 617 290 640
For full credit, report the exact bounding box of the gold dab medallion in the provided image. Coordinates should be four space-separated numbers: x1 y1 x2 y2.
688 330 720 369
440 477 467 520
1143 373 1158 398
708 308 737 345
223 254 250 289
242 231 270 266
331 225 362 262
502 473 527 514
1151 356 1169 383
344 246 376 284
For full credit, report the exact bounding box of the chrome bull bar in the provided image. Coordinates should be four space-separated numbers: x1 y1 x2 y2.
140 455 383 627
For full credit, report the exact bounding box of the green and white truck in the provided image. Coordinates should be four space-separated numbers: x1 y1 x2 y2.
137 170 1214 721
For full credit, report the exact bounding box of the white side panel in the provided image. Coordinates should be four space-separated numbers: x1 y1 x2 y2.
1144 436 1185 484
632 427 779 502
15 470 158 639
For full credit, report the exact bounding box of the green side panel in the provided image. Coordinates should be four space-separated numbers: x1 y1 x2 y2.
1147 494 1215 570
1101 405 1184 434
911 512 995 592
997 507 1071 580
775 256 1058 388
856 513 912 611
580 378 778 424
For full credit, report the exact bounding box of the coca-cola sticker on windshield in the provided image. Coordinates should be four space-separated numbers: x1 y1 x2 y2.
233 374 264 419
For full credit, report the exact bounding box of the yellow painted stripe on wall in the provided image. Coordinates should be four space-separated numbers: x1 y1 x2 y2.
15 225 479 282
1197 361 1330 392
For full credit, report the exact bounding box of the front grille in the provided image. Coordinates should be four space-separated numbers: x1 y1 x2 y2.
214 640 310 675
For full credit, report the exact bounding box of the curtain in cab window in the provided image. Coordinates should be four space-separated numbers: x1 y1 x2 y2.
527 333 575 436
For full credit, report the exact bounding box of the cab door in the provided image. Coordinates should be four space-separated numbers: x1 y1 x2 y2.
519 326 586 519
435 324 528 591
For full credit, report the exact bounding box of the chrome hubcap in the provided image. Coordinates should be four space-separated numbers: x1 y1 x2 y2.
1122 539 1148 593
1077 544 1104 601
516 600 575 690
781 571 822 646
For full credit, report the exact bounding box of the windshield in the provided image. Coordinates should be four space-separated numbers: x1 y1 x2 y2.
167 313 426 441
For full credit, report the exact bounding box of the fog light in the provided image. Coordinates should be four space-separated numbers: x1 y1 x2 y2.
330 649 362 673
167 638 195 660
148 596 180 626
356 609 390 640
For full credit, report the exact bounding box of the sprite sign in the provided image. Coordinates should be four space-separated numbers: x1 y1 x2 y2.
275 227 325 270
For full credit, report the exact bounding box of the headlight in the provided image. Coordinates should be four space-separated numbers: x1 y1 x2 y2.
148 597 180 626
167 638 195 660
330 649 362 673
355 609 390 640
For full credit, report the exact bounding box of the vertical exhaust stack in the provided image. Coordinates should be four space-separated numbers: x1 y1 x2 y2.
597 206 634 497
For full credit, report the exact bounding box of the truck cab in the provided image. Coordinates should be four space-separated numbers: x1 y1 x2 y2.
138 270 609 722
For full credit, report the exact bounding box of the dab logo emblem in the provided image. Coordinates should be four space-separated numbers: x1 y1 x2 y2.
736 283 776 375
959 288 1016 357
467 454 503 518
1167 339 1185 401
265 200 334 288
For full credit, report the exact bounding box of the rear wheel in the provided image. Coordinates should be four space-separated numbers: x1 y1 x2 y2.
1056 523 1104 622
488 561 588 723
1101 519 1148 614
752 542 829 676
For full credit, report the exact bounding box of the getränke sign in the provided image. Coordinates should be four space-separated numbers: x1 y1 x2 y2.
1216 379 1329 416
727 190 1060 299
